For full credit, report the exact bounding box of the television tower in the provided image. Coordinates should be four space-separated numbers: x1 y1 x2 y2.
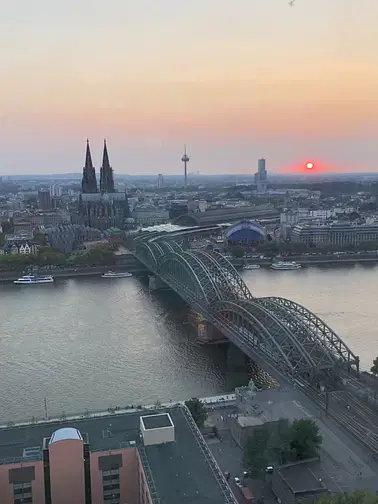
181 145 190 187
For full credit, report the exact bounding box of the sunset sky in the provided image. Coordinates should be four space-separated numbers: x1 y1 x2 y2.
1 0 377 175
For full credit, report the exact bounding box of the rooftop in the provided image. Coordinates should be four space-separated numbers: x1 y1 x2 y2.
173 205 279 226
0 406 234 504
278 461 326 494
49 427 83 444
142 413 173 430
144 407 232 504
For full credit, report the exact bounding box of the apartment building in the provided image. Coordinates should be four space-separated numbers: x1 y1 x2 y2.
291 222 378 247
0 405 236 504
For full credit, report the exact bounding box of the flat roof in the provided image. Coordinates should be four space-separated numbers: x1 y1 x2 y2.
144 407 231 504
279 462 325 493
0 406 234 504
142 413 173 430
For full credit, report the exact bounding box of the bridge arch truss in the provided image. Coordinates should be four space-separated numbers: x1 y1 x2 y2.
256 297 359 369
133 232 359 377
135 241 159 270
212 299 332 376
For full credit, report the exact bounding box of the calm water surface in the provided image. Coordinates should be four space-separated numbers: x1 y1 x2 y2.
0 263 377 422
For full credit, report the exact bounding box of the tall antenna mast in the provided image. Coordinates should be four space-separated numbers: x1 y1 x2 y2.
181 145 190 187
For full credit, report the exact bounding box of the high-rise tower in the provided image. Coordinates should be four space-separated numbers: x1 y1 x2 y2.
81 140 98 193
254 157 268 194
100 139 115 193
181 145 190 187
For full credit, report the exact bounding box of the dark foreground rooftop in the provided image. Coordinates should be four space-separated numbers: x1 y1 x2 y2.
0 406 235 504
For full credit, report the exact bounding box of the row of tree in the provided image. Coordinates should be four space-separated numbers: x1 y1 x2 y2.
0 244 117 271
245 418 322 477
317 490 378 503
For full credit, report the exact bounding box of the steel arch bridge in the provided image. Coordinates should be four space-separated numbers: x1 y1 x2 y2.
134 233 359 379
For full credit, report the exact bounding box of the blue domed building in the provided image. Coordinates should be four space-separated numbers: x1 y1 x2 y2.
225 220 266 249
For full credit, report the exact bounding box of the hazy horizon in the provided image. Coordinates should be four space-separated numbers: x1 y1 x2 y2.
1 0 377 175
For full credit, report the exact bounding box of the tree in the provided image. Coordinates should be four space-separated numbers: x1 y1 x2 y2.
245 419 322 477
185 397 207 427
265 419 293 465
245 426 271 476
316 489 378 504
72 245 115 267
231 246 245 259
36 247 67 267
290 419 322 460
371 357 378 377
245 420 292 476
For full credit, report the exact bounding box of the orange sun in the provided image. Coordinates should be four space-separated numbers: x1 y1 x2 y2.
306 162 314 170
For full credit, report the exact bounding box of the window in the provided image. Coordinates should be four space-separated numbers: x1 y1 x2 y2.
102 468 120 504
103 494 120 502
13 482 33 504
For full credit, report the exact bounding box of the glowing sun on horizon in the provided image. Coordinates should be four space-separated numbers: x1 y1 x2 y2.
306 162 314 170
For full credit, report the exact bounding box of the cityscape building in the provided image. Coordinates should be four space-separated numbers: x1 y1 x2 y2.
157 174 164 189
254 158 268 194
49 185 63 197
78 140 130 231
0 406 235 504
45 224 102 254
38 190 52 210
291 221 378 247
131 207 170 227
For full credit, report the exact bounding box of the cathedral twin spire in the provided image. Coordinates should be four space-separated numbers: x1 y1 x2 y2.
81 140 97 193
100 140 115 194
81 140 115 194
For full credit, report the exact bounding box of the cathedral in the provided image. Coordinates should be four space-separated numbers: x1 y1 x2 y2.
79 140 130 230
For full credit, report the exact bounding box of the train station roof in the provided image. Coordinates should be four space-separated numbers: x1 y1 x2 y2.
172 204 279 226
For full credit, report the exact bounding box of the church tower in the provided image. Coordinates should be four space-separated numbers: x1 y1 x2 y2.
100 139 115 193
81 140 98 193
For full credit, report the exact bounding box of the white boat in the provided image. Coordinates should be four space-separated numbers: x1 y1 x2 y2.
271 261 301 270
101 271 133 278
14 275 54 285
243 264 261 270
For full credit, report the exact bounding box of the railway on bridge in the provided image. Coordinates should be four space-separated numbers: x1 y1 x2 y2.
133 229 359 381
133 228 378 457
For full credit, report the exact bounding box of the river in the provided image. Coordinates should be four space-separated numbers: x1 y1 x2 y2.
0 263 377 423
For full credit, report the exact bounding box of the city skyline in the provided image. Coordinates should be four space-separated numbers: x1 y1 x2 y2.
1 0 377 174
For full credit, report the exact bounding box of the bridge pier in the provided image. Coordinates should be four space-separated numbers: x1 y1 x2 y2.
188 311 227 344
148 275 169 292
227 343 249 372
196 322 227 344
225 343 251 388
